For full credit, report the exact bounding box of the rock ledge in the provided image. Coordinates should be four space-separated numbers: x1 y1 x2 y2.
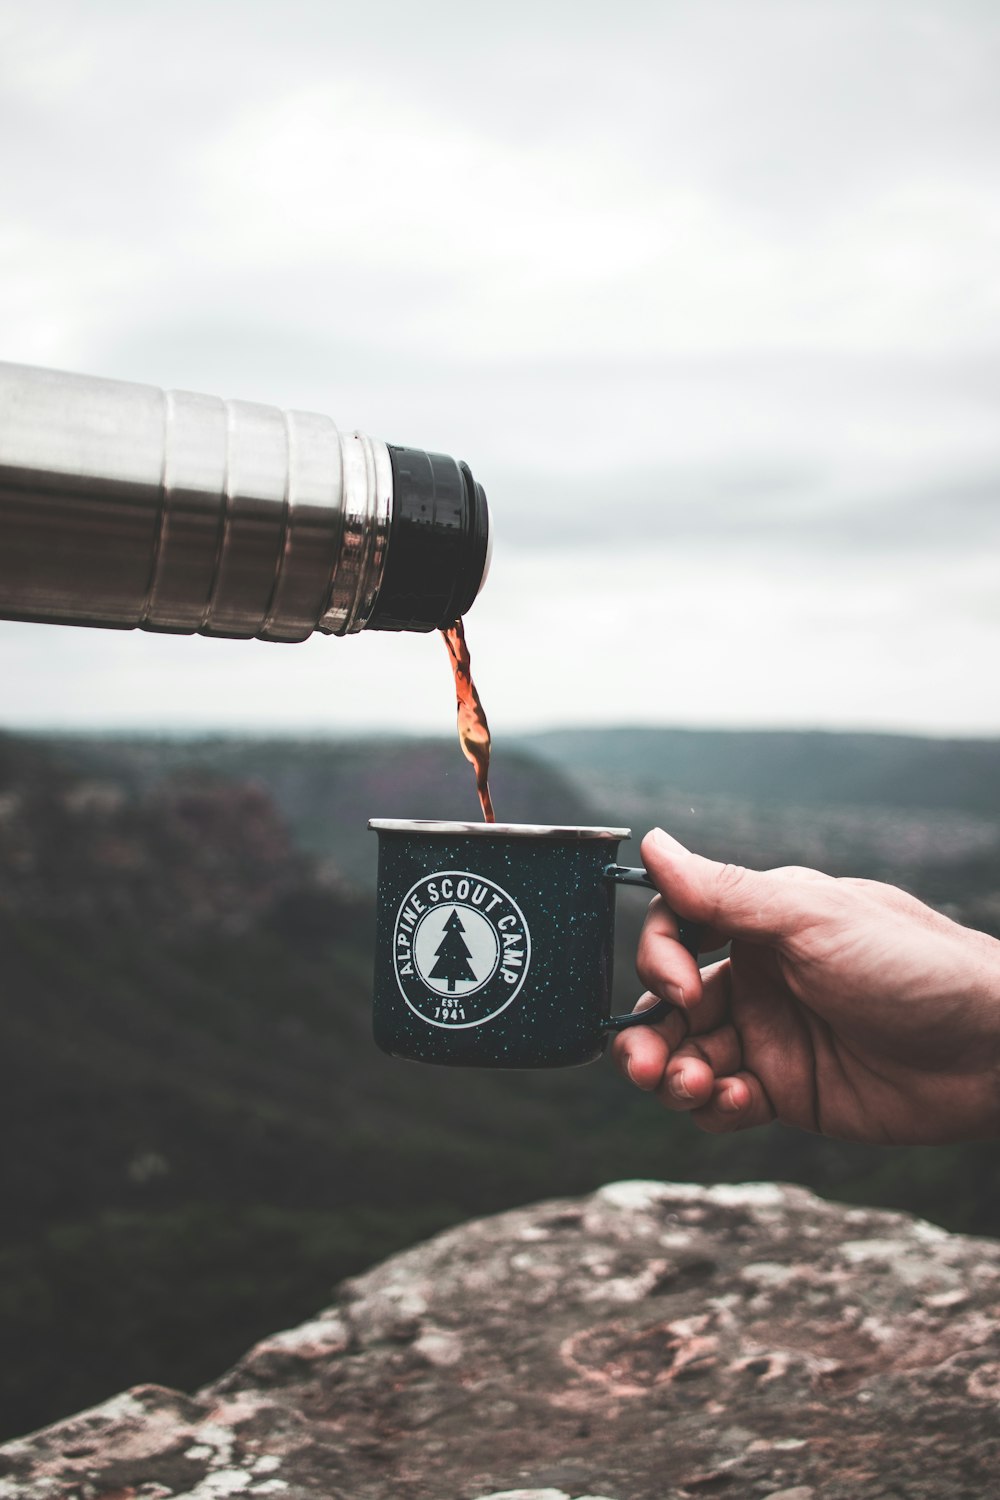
1 1180 998 1499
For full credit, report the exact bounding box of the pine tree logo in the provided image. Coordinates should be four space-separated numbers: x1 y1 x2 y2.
428 909 478 991
394 870 531 1028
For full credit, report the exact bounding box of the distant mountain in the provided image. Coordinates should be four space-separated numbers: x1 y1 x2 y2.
51 735 595 890
518 727 1000 915
521 726 1000 814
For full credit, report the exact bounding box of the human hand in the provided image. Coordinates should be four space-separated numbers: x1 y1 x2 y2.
611 828 1000 1145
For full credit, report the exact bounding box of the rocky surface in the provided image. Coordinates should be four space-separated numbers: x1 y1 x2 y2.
1 1180 999 1499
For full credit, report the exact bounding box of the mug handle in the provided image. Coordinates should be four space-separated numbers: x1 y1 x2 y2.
602 864 701 1032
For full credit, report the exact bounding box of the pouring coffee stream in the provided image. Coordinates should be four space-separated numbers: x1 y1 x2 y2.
441 619 495 823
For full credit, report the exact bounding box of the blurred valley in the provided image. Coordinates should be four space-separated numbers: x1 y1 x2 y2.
2 725 1000 1439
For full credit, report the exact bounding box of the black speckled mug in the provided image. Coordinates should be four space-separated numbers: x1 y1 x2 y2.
368 820 698 1069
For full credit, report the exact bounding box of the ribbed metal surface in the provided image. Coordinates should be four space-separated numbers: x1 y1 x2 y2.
0 362 393 640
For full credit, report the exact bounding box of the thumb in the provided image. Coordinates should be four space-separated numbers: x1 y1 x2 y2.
640 827 827 943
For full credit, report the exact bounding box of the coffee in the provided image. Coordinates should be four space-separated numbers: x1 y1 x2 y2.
441 619 495 823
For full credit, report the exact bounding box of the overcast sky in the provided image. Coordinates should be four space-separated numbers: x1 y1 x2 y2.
2 0 999 737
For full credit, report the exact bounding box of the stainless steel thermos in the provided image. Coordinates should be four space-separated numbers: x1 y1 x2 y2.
0 362 491 641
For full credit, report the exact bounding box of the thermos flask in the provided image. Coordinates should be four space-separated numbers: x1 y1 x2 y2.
0 361 491 641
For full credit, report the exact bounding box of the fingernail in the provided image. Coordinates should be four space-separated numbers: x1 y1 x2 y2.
670 1072 693 1100
648 826 669 846
627 1058 655 1093
665 983 685 1007
719 1086 742 1113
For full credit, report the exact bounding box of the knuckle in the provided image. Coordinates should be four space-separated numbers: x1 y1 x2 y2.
774 864 833 885
715 862 749 901
836 875 883 899
705 862 755 930
836 875 923 917
711 861 777 927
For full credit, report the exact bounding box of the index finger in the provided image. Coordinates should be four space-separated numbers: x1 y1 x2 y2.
636 895 706 1013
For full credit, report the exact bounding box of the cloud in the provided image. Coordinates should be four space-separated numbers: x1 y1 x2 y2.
1 0 999 733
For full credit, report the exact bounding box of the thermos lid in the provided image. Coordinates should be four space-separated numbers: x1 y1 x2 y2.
366 447 491 632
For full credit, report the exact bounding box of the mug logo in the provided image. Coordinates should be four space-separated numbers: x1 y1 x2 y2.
393 870 531 1028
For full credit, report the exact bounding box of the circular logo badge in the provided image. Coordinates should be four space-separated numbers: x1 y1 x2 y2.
392 870 532 1029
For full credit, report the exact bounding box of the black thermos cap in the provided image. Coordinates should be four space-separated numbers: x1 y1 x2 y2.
367 446 490 632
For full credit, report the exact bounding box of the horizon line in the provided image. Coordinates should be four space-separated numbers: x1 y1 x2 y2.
8 721 1000 746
